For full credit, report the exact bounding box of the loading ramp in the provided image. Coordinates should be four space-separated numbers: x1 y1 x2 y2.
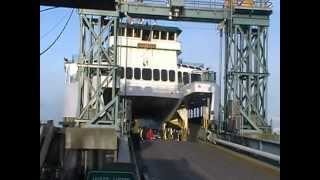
139 140 279 180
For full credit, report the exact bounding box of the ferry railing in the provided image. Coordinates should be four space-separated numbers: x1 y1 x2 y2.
128 0 168 6
127 0 272 10
184 0 273 9
179 62 205 68
184 0 224 9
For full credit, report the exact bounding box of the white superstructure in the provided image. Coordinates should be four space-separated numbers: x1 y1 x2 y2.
108 24 216 99
64 63 79 118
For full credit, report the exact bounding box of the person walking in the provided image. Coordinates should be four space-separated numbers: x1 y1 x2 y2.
169 128 173 140
131 119 140 150
146 128 155 141
177 130 181 141
139 127 144 142
162 123 167 140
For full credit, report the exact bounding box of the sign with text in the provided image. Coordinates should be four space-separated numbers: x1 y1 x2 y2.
87 171 135 180
137 43 156 49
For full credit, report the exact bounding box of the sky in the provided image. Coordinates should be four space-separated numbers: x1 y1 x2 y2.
40 0 279 129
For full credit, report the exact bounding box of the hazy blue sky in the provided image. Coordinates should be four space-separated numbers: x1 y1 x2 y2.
40 0 279 128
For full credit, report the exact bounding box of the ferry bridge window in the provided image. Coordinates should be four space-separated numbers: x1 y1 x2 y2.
191 73 201 82
169 70 175 82
142 68 152 80
119 67 124 79
161 31 167 40
127 27 133 37
134 68 141 80
142 30 151 41
161 70 168 81
178 71 182 83
134 28 141 38
153 69 160 81
183 72 190 84
168 32 175 40
126 67 132 79
153 30 159 39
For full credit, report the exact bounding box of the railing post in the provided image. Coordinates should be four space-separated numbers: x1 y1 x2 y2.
259 140 263 151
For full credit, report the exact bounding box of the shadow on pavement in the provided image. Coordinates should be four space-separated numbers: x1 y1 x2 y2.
141 158 207 180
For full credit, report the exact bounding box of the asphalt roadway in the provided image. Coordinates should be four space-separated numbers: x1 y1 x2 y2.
139 140 280 180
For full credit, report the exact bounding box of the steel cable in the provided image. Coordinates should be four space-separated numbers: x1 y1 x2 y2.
40 9 74 56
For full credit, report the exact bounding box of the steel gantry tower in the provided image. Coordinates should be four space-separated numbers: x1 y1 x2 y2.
76 12 121 128
224 20 270 134
40 0 273 134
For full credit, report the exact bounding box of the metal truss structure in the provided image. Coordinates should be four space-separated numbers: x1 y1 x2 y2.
76 13 121 129
224 23 270 133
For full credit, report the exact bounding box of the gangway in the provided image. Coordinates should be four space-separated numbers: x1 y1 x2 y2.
162 80 216 140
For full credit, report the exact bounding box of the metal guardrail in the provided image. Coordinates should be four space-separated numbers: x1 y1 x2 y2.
201 129 279 164
128 136 142 180
215 132 280 154
214 138 280 163
40 121 55 169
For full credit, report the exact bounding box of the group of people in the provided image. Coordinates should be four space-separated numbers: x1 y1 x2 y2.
131 119 157 148
161 127 183 141
139 127 156 141
131 120 187 150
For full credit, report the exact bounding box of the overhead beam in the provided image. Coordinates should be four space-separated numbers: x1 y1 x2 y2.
121 4 271 25
41 1 271 25
79 9 119 17
40 0 116 10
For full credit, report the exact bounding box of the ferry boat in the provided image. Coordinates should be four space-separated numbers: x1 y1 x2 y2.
64 22 219 129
